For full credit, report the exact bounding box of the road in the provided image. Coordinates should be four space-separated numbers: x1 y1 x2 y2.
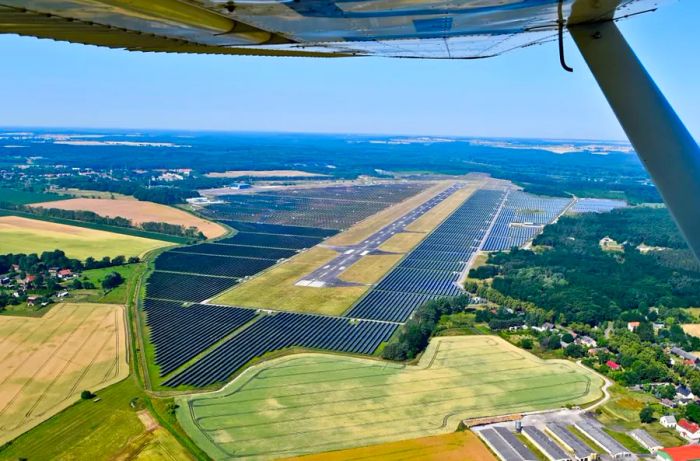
296 182 465 288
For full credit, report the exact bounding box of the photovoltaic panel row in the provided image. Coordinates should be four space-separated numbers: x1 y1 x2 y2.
146 271 238 302
347 290 443 322
143 299 257 376
374 268 462 297
154 252 277 278
482 191 573 251
163 312 398 387
172 243 297 260
220 220 338 237
217 232 323 249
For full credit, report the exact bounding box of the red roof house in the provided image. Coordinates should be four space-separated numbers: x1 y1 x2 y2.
58 269 73 278
677 419 700 441
606 360 621 370
658 444 700 461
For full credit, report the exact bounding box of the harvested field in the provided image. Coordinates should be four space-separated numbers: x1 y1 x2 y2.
339 254 403 285
0 303 128 445
282 431 497 461
683 324 700 338
205 170 326 178
213 247 368 315
31 198 226 238
177 335 603 460
0 215 170 259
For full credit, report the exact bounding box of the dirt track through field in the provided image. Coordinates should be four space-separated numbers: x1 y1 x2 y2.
0 303 129 445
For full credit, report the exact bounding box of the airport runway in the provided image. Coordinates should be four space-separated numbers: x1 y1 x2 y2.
296 182 465 288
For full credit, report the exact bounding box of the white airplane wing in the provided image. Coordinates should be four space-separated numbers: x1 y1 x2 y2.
0 0 669 58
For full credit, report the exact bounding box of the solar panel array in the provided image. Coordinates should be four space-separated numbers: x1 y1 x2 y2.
570 198 628 213
483 191 572 251
346 189 505 322
147 221 335 303
144 299 257 375
203 183 429 229
163 312 398 387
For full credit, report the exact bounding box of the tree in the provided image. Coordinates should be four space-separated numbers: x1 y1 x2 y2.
639 406 655 423
564 343 585 358
657 383 677 400
636 322 655 343
686 402 700 424
520 338 533 350
561 333 574 343
101 272 124 290
80 390 95 400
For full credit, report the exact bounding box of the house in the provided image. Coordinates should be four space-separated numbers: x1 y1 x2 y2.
671 348 698 365
57 269 73 279
22 274 36 285
48 267 59 276
657 445 700 461
653 323 665 332
606 360 621 371
676 419 700 442
0 277 10 285
533 322 555 333
676 385 695 401
588 347 610 357
660 415 677 428
26 295 39 306
11 264 20 272
57 291 69 298
576 336 598 348
661 399 677 409
628 321 640 332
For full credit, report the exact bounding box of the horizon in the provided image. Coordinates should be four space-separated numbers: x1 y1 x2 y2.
1 1 698 140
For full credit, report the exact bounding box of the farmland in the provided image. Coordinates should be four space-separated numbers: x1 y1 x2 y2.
283 431 497 461
177 335 603 460
31 197 227 238
0 302 128 445
0 215 171 260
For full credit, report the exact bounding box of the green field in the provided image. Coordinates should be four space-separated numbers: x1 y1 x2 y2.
177 336 604 461
0 215 172 260
0 377 144 460
0 187 67 205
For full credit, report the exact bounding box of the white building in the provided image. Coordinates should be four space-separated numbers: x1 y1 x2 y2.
660 415 677 428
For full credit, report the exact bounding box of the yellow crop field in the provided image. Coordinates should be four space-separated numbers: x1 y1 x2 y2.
0 303 129 445
683 324 700 338
283 430 497 461
31 198 227 238
177 336 603 460
0 216 171 259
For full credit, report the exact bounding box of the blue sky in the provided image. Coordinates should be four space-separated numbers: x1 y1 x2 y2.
0 1 698 140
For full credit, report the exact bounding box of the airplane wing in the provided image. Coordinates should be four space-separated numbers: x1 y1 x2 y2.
0 0 669 58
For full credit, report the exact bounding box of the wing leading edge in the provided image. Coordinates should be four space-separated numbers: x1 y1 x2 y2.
0 0 671 58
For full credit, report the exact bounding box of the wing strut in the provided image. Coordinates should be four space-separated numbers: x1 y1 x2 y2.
569 21 700 259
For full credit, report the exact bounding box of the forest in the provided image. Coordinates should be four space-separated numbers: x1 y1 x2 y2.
470 207 700 325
